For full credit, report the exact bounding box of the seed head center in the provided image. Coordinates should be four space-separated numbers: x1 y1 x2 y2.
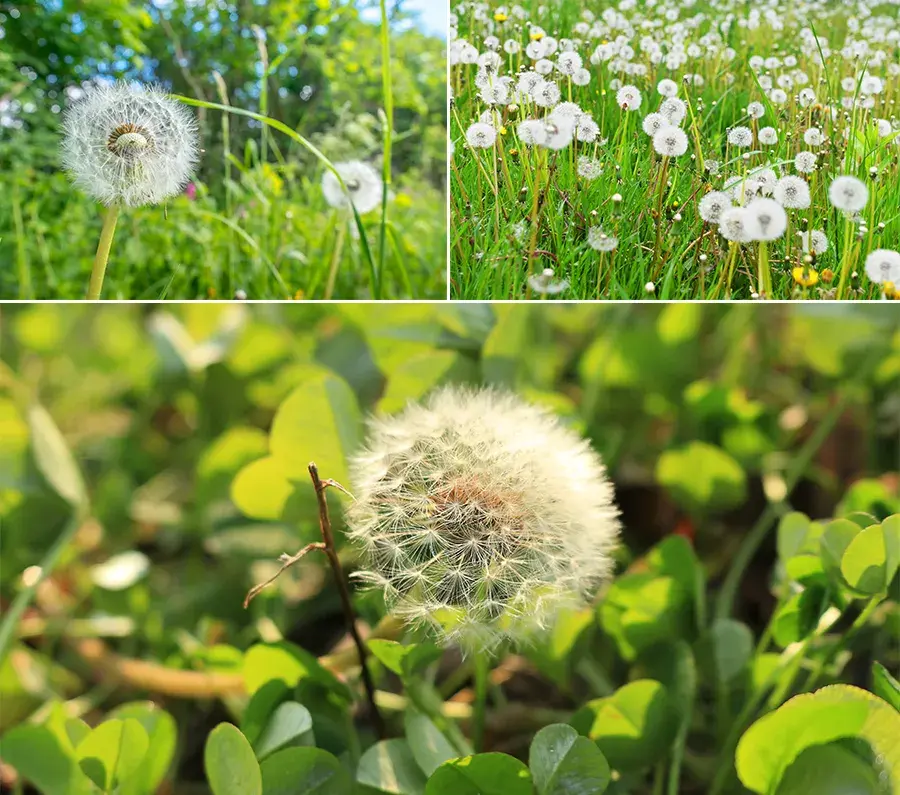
108 124 152 157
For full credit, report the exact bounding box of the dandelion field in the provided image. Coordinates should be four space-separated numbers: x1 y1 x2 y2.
0 0 447 300
450 0 900 300
2 303 900 795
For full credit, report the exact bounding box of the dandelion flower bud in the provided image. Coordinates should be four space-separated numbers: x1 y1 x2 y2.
322 160 383 214
347 387 620 651
61 81 199 207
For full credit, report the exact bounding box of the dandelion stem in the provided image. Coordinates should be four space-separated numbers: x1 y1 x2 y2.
308 462 385 739
472 651 491 752
87 204 120 300
757 241 771 298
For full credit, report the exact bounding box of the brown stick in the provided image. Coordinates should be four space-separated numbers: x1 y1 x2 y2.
308 462 385 739
243 542 326 608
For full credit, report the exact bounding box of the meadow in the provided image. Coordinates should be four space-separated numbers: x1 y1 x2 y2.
0 0 447 300
2 303 899 795
449 0 900 300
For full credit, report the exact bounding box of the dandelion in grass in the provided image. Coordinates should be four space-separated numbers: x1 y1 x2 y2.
746 198 787 241
800 230 828 255
657 78 678 97
587 226 619 252
774 176 811 209
803 127 825 146
322 160 382 214
541 115 576 150
528 268 570 294
829 175 868 212
61 80 199 299
653 126 688 157
719 207 752 243
465 122 497 149
864 249 900 285
747 101 765 120
642 112 668 137
794 151 817 174
574 115 600 142
727 126 753 148
758 126 778 145
616 85 642 111
698 191 732 224
659 97 687 126
346 386 620 651
577 156 602 180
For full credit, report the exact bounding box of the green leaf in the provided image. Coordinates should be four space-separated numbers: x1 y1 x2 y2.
253 702 315 761
529 724 611 795
243 643 351 702
482 305 532 385
425 754 533 795
771 586 829 647
872 662 900 712
368 639 443 679
840 518 900 595
76 718 149 792
241 680 291 747
657 304 702 346
820 519 861 583
259 747 350 795
656 442 746 514
204 723 262 795
378 351 464 414
571 680 677 772
696 619 754 684
405 708 457 776
777 512 826 582
27 403 87 509
776 742 884 794
197 426 269 503
356 739 427 795
736 684 900 794
268 373 361 486
0 724 93 795
231 456 301 521
108 702 177 795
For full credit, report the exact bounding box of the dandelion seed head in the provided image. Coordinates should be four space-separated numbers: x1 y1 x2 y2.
322 160 383 214
653 125 688 156
745 198 788 241
828 175 868 212
587 226 619 252
864 249 900 284
719 206 752 243
727 126 753 147
465 121 498 149
698 191 732 224
61 81 199 207
659 96 687 125
774 175 811 209
794 151 818 173
799 229 828 255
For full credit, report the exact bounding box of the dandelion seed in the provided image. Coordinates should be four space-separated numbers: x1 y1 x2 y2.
587 226 619 251
746 198 788 241
698 191 732 224
528 268 570 294
322 161 383 214
773 176 810 209
799 230 828 255
465 121 497 149
727 126 753 148
616 85 642 111
828 175 868 212
719 206 752 243
61 81 199 207
794 151 818 173
864 249 900 284
653 126 688 157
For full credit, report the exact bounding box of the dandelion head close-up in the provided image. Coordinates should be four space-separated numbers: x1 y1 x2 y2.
346 387 621 651
61 81 199 208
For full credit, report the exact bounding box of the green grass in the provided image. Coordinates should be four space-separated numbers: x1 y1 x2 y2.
450 0 900 300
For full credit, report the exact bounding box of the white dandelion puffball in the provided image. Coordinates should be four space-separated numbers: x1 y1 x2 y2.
642 112 668 137
727 126 753 148
698 191 732 224
773 176 810 209
794 151 817 174
465 122 497 149
61 81 199 207
829 175 868 213
653 126 688 157
758 126 778 145
719 206 752 243
616 85 642 111
322 160 382 214
746 198 788 241
864 249 900 284
800 230 828 256
587 226 619 252
346 387 621 651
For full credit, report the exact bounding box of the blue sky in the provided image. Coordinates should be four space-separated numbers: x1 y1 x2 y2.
360 0 445 38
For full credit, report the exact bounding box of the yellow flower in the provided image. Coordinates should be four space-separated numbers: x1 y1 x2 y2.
293 289 306 300
395 193 413 209
499 125 508 134
884 281 897 299
530 30 544 40
494 12 508 21
792 266 819 287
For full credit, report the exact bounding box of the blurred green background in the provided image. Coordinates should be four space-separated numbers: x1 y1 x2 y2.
0 0 447 299
1 303 899 788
